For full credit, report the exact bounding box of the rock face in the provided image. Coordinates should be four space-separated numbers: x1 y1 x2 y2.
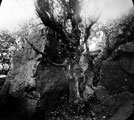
35 61 67 96
100 43 134 94
97 43 134 120
119 42 134 74
109 92 134 120
0 30 46 119
0 29 134 120
9 60 39 96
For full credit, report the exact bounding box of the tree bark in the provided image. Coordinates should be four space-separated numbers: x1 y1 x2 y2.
0 0 2 5
132 0 134 6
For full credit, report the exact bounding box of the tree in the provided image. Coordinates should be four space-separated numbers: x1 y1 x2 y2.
25 0 134 103
29 0 101 103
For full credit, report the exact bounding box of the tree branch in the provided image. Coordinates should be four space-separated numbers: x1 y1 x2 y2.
36 0 75 44
25 38 66 67
0 0 2 6
84 16 100 43
132 0 134 6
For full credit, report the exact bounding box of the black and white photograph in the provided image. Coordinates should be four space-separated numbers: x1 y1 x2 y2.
0 0 134 120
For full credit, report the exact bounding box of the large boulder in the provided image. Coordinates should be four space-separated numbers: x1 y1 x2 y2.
0 30 46 119
0 24 134 120
0 29 70 120
100 42 134 94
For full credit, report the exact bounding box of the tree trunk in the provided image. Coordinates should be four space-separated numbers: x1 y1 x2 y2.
68 77 80 102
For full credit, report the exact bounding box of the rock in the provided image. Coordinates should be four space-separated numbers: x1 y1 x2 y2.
0 30 46 120
100 60 134 93
79 54 88 72
102 95 117 107
22 30 46 64
24 96 40 119
83 85 94 101
0 75 6 90
9 60 39 97
119 42 134 53
35 62 67 95
30 83 69 120
93 85 109 101
109 92 134 120
119 57 134 74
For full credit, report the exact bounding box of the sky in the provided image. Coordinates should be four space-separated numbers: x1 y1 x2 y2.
81 0 133 24
0 0 133 32
0 0 36 31
99 0 133 22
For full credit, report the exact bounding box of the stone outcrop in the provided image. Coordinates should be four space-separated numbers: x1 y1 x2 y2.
0 30 46 119
0 28 134 120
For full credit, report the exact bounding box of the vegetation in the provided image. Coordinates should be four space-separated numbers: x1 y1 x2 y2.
28 0 134 103
0 0 134 120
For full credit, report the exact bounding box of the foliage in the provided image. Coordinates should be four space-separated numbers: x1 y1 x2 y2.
93 9 134 65
0 30 16 74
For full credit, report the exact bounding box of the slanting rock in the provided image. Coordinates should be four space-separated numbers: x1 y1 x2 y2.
117 42 134 74
35 61 67 96
9 60 39 97
93 85 109 101
119 42 134 53
109 92 134 120
119 57 134 74
0 58 40 119
100 59 134 93
22 30 46 64
83 85 94 101
0 30 46 119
